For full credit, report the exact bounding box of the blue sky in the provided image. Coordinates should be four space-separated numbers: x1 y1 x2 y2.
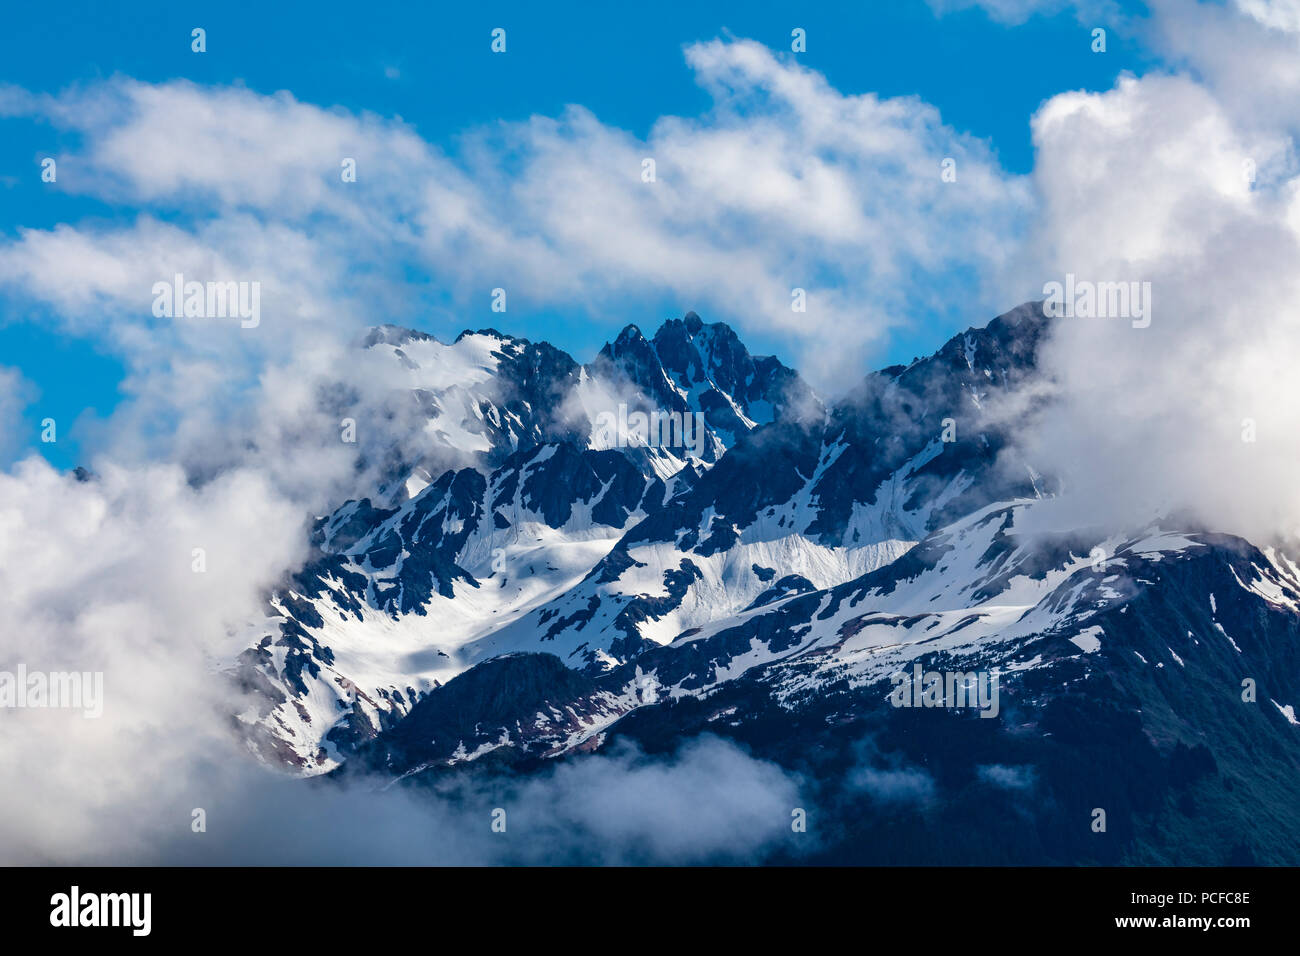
0 0 1155 467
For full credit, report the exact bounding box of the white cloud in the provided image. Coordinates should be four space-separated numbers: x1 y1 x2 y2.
996 65 1300 543
0 457 308 861
0 39 1028 394
1234 0 1300 33
1143 0 1300 136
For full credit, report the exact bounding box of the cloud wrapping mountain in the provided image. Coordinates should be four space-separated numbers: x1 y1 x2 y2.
1 6 1300 864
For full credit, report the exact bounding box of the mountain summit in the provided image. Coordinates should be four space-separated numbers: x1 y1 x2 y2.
231 305 1300 865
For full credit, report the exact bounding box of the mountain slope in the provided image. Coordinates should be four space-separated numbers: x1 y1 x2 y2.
230 300 1300 866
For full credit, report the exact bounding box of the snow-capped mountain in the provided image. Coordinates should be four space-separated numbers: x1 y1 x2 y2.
587 311 820 459
356 311 816 504
230 305 1300 864
235 312 815 769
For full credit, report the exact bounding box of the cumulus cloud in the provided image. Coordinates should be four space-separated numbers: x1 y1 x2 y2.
932 0 1300 137
1144 0 1300 135
0 458 308 862
0 39 1028 396
992 67 1300 544
916 0 1300 546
